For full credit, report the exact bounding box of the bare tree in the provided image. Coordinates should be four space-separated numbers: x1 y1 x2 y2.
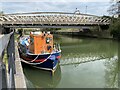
108 0 120 17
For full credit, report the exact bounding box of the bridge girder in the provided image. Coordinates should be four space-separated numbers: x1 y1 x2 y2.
2 24 110 29
0 12 111 28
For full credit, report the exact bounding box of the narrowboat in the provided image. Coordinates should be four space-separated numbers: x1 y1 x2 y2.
18 31 61 72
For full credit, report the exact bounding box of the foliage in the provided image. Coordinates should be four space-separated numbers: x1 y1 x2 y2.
42 28 61 31
110 18 120 40
102 15 112 19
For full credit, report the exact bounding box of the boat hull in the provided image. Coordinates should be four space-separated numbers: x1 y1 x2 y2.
18 48 61 71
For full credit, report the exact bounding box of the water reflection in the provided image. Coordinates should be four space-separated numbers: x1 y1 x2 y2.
23 34 119 88
104 56 118 88
104 42 120 88
23 64 61 88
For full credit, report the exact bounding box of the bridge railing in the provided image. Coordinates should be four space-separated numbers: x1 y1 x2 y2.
0 31 16 89
0 30 27 89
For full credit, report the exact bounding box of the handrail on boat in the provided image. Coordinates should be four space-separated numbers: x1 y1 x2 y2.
54 43 61 52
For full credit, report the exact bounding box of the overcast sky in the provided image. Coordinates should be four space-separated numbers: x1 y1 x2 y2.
0 0 113 16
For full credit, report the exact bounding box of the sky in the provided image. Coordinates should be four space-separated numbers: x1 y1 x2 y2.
0 0 115 16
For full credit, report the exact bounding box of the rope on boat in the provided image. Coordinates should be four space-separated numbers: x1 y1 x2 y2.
21 53 53 65
30 53 41 62
30 52 53 63
21 50 61 65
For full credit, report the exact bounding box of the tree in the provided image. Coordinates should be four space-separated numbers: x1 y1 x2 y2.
108 0 120 17
108 1 120 40
110 18 120 40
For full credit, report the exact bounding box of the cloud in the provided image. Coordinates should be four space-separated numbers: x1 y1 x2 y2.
0 3 2 12
1 0 111 2
1 2 111 16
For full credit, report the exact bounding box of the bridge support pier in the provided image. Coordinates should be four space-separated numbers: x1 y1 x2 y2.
98 25 101 31
0 25 5 34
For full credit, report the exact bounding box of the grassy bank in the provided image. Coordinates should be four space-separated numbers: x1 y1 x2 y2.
54 28 113 39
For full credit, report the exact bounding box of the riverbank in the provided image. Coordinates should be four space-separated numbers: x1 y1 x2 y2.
53 28 113 39
17 28 114 40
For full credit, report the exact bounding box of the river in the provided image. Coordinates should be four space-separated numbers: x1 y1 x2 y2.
22 34 119 88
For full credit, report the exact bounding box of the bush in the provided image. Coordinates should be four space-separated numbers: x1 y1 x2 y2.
110 18 120 40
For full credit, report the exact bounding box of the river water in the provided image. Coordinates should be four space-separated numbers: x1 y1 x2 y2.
22 34 119 88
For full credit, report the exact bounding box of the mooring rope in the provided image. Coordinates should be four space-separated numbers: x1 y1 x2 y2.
30 52 53 63
21 53 53 65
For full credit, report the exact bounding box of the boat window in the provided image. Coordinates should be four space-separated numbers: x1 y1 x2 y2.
46 37 52 44
30 37 34 44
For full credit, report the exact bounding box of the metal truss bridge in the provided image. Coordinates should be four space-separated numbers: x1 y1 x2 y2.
0 12 111 28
